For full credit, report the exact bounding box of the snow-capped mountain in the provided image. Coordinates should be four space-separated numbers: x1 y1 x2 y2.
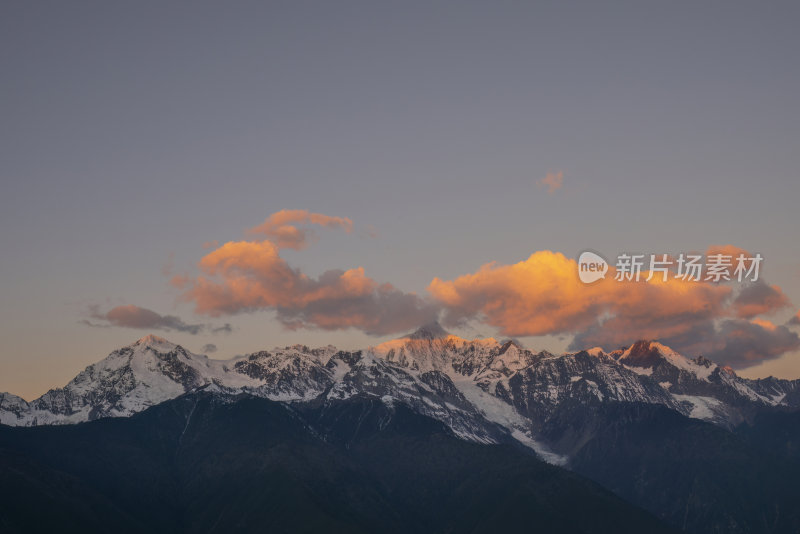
1 327 798 463
612 339 800 427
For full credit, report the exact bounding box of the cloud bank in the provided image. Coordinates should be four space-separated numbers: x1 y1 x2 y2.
177 212 437 335
176 211 798 370
428 249 797 369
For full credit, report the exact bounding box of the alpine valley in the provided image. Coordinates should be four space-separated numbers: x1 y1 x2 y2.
2 325 800 533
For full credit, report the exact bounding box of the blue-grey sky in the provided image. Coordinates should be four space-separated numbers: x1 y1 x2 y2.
2 1 799 399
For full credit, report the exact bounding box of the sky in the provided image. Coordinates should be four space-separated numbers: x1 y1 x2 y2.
2 1 800 400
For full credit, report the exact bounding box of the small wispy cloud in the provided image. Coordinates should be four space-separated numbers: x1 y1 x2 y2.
211 323 233 334
246 209 353 250
364 224 380 239
81 304 230 336
538 170 564 194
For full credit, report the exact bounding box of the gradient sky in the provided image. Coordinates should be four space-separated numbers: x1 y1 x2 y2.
2 1 800 400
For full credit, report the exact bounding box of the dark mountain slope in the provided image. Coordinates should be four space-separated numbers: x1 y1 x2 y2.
0 392 676 534
736 409 800 463
548 402 800 534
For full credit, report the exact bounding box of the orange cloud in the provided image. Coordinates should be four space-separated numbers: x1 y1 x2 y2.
750 317 777 331
429 251 731 339
428 250 796 367
180 237 436 335
538 171 564 194
430 251 605 336
247 209 353 250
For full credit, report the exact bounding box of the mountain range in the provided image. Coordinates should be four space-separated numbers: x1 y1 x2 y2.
2 326 798 438
2 324 800 533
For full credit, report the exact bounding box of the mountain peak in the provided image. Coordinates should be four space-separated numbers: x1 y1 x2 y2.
619 340 666 367
409 321 450 340
132 334 176 349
